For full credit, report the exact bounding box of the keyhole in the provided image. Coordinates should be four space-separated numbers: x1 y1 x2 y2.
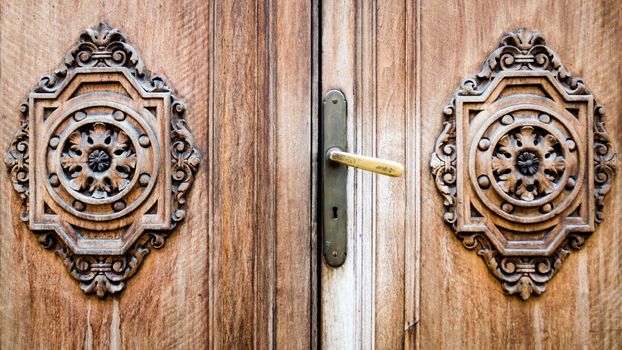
332 206 339 220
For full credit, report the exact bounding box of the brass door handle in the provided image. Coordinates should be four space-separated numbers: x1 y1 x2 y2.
321 89 404 268
326 147 404 177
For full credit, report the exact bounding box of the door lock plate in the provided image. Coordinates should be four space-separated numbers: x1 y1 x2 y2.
321 90 348 267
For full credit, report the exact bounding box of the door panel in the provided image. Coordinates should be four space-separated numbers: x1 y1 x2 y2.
419 1 621 348
2 1 620 349
0 1 317 348
321 0 621 348
1 2 210 348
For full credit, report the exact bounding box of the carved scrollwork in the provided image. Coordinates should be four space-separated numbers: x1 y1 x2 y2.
38 23 145 93
593 106 617 223
36 228 169 298
459 28 586 96
5 103 30 222
430 121 457 223
170 103 200 224
430 28 616 299
5 23 200 298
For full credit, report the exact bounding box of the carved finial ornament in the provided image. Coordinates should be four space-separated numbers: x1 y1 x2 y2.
430 28 616 299
5 23 200 298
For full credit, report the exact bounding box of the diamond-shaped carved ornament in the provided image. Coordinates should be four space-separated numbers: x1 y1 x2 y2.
5 23 200 298
430 29 616 299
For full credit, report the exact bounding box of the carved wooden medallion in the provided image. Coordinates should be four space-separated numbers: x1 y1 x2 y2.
5 23 200 298
430 29 616 299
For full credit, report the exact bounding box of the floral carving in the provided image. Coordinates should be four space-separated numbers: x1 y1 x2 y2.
430 29 616 299
60 122 137 198
5 23 200 298
491 126 565 201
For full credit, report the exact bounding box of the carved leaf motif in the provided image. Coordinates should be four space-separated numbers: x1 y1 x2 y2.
114 150 136 172
69 171 91 192
4 104 30 221
68 130 87 151
535 171 556 194
541 152 565 175
593 106 617 223
60 149 87 173
430 121 457 222
89 123 111 144
515 126 536 148
515 178 537 201
89 173 112 197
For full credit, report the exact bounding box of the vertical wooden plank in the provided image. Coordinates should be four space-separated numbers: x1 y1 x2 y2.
355 0 376 347
274 0 317 348
319 1 357 349
404 0 421 348
418 0 622 348
114 0 210 348
373 1 407 348
209 0 317 347
321 0 358 347
254 0 276 348
211 0 265 347
321 0 415 348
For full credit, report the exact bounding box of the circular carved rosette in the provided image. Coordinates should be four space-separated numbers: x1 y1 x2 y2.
430 29 616 300
46 105 159 226
469 107 582 228
4 23 200 298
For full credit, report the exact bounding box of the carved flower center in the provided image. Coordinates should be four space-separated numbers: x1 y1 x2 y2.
516 151 540 176
87 149 111 172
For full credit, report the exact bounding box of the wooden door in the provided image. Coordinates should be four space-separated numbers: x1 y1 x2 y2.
321 0 621 349
1 1 317 348
2 1 621 349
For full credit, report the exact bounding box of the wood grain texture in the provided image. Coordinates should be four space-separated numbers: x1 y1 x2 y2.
274 0 317 348
210 0 260 346
321 0 417 348
1 1 209 349
373 0 407 347
209 0 316 348
320 0 358 347
1 0 317 348
323 0 621 349
419 0 622 348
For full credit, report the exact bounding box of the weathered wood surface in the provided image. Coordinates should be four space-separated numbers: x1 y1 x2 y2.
0 0 317 348
419 0 622 348
2 0 620 349
321 0 416 348
322 0 621 348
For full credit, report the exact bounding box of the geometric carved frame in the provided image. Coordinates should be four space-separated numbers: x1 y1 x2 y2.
5 23 200 298
431 29 616 299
